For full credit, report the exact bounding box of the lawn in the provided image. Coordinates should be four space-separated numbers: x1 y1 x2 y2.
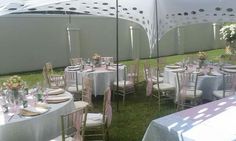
0 49 225 141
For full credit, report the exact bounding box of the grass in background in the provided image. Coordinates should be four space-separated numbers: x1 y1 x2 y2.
0 49 225 140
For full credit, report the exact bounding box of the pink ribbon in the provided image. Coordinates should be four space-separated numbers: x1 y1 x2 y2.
146 79 153 96
105 88 112 127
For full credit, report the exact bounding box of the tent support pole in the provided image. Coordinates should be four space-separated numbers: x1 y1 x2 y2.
116 0 119 112
155 0 161 111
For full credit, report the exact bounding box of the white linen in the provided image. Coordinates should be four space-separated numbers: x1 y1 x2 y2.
142 95 236 141
65 65 124 96
164 67 223 101
0 91 74 141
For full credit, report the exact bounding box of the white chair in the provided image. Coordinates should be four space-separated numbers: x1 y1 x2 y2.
213 72 236 99
65 71 83 100
52 106 88 141
113 66 135 104
127 59 139 86
148 68 175 111
84 87 112 141
176 71 203 110
43 62 66 89
101 57 114 64
74 77 93 109
144 61 163 83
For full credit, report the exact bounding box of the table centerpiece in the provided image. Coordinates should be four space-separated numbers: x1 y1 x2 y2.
220 24 236 55
197 51 207 68
3 75 26 105
92 53 101 67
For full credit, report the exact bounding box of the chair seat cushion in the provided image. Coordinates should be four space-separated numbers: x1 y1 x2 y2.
213 90 234 98
113 80 133 87
85 113 104 127
148 77 163 83
153 83 175 91
50 136 80 141
67 85 83 93
74 101 89 109
180 90 203 99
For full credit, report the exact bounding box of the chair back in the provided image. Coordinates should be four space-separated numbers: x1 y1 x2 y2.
101 57 114 64
82 76 93 107
70 58 83 66
61 107 88 141
43 62 65 88
103 87 112 127
45 62 54 74
143 61 150 81
123 66 134 84
65 71 80 91
222 72 236 97
176 71 199 98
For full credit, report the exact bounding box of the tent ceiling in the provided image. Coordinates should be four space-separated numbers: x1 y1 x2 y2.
0 0 235 56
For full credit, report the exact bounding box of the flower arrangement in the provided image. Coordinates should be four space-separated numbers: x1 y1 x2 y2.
92 53 101 61
197 51 208 60
220 24 236 43
3 75 25 90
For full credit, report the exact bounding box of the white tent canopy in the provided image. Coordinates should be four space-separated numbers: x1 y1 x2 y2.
0 0 235 55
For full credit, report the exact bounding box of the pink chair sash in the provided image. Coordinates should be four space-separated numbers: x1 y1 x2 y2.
179 73 189 100
72 109 83 141
146 79 153 96
105 88 112 127
231 74 236 94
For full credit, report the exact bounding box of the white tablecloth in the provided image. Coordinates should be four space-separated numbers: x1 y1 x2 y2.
0 91 74 141
164 68 223 101
142 95 236 141
65 65 125 96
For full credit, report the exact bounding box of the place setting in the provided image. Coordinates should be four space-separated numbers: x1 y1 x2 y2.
0 76 73 123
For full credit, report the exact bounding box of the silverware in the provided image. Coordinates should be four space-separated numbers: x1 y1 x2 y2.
8 114 14 122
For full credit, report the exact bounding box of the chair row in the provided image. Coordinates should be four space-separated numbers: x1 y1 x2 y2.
144 60 236 111
43 60 140 105
52 87 112 141
70 57 114 66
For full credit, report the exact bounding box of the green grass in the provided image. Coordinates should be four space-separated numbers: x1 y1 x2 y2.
0 49 225 141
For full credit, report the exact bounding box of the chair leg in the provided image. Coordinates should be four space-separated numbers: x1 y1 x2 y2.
123 93 125 104
157 91 161 111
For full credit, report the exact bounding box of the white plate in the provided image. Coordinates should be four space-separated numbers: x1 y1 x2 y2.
166 65 181 69
68 65 80 69
68 68 80 71
20 106 49 116
46 88 65 95
223 65 236 69
222 69 236 73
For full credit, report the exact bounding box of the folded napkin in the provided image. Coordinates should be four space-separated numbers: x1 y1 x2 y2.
20 106 49 116
223 69 236 73
107 67 116 71
111 64 123 66
166 65 181 69
47 88 65 95
170 68 185 72
84 69 94 72
68 65 80 69
46 96 70 104
223 65 236 69
68 68 80 71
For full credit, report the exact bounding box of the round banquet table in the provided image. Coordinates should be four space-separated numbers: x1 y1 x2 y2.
65 64 125 97
0 91 74 141
164 66 224 101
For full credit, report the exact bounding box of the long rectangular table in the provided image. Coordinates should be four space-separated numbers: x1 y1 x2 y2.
142 94 236 141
